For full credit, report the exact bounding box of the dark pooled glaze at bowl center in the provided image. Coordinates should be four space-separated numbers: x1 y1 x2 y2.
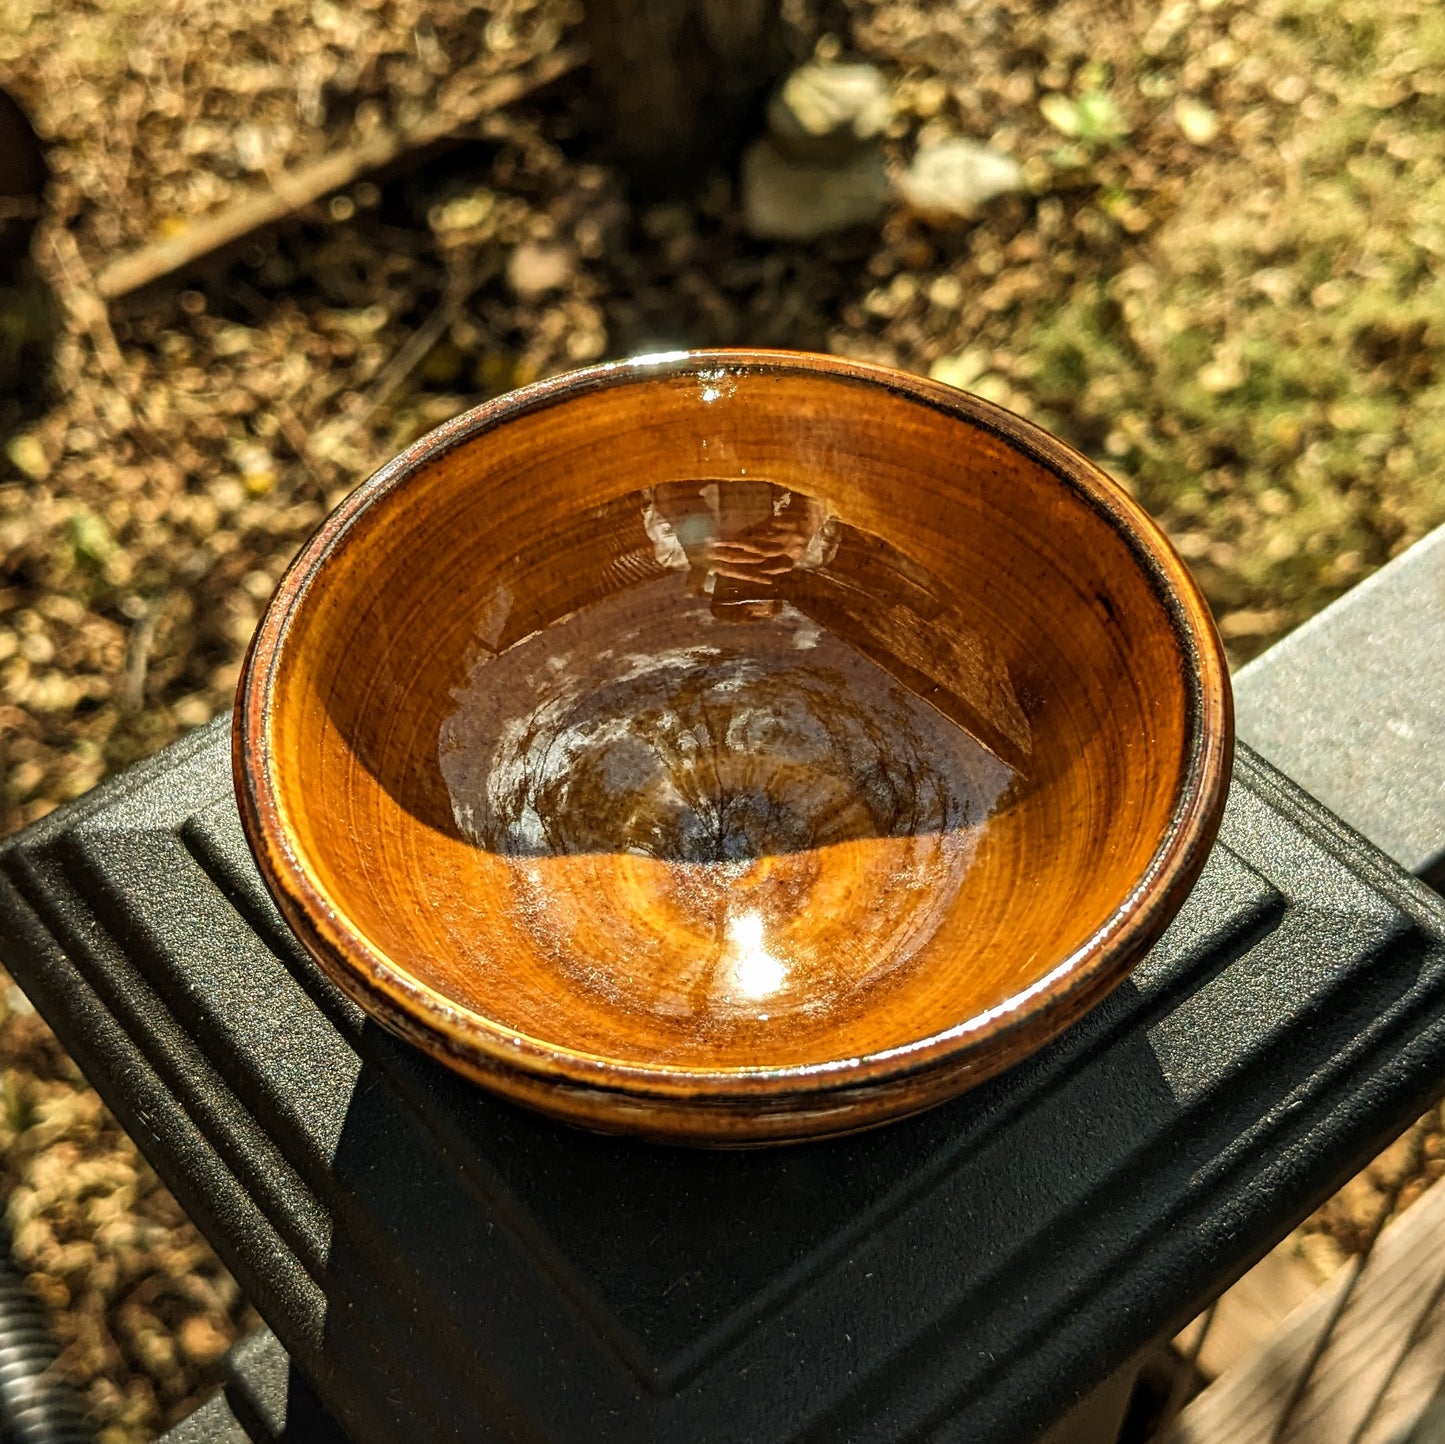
248 355 1225 1136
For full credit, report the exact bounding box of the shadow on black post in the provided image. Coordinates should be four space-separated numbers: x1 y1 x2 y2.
311 976 1179 1444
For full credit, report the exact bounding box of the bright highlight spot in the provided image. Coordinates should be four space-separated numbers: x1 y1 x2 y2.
725 909 787 999
696 367 736 405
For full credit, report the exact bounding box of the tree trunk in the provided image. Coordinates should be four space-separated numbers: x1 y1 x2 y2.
0 86 53 412
583 0 799 195
0 87 46 279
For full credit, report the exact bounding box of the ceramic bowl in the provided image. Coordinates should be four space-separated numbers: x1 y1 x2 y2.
234 350 1232 1145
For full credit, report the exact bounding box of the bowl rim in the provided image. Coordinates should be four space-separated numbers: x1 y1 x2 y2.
234 347 1233 1103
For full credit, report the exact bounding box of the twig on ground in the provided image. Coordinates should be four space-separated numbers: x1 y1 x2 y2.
47 228 136 426
273 399 331 495
346 281 466 439
93 46 584 303
119 602 159 714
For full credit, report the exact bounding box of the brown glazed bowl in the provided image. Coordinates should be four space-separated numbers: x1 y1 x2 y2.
234 350 1232 1146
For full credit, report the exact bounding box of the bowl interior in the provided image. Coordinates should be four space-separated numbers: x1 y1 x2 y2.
262 360 1203 1072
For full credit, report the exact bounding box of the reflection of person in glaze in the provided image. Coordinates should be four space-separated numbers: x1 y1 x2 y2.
643 480 838 620
458 477 1031 770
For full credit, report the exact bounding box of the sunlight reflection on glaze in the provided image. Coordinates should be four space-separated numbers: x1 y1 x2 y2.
696 367 737 405
724 910 787 1002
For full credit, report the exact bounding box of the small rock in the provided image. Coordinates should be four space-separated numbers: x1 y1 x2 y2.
233 123 271 173
1197 352 1245 394
1219 608 1286 641
929 346 989 390
927 273 964 310
1270 74 1309 105
971 373 1019 408
171 695 213 730
1039 90 1129 144
234 443 277 497
1039 93 1082 137
896 138 1024 225
909 76 950 120
507 240 575 299
1250 267 1296 303
767 61 892 164
429 189 494 234
177 1313 230 1365
741 138 890 242
67 511 114 566
1174 97 1220 145
1171 530 1213 561
5 432 49 480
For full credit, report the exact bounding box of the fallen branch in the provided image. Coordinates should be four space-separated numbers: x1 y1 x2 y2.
348 283 464 438
94 46 584 303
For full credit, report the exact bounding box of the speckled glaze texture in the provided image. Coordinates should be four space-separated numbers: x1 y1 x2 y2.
234 350 1233 1145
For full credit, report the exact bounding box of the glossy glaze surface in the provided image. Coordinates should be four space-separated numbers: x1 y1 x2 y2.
235 351 1232 1143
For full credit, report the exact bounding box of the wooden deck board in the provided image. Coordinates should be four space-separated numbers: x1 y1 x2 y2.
1164 1176 1445 1444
